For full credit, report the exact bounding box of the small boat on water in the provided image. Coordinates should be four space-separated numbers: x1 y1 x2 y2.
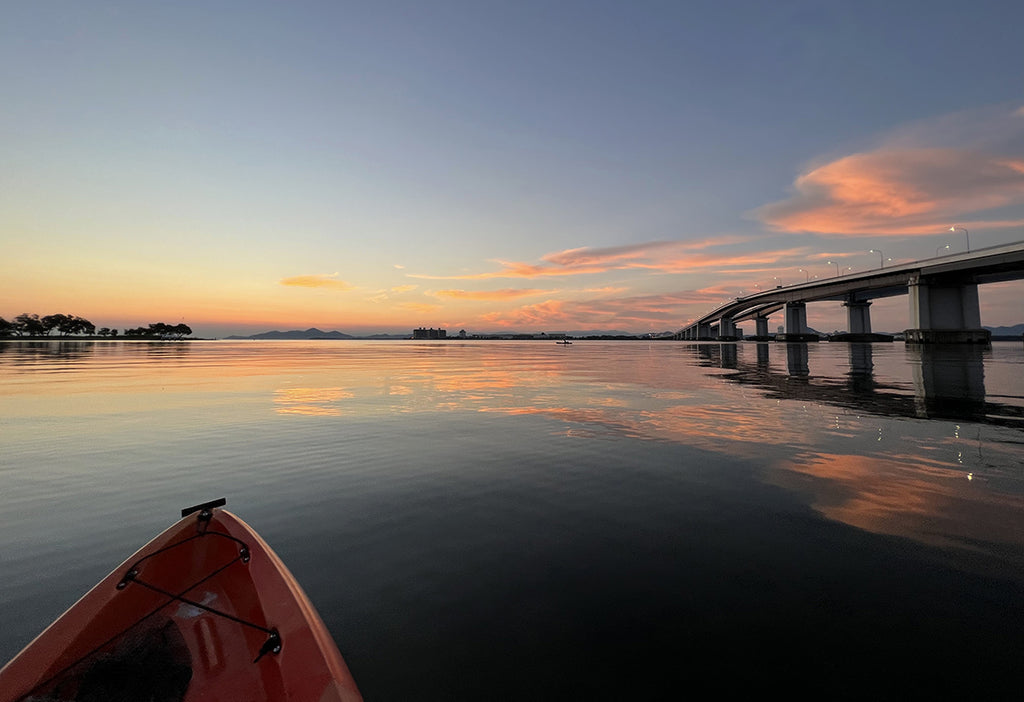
0 498 363 702
555 340 572 345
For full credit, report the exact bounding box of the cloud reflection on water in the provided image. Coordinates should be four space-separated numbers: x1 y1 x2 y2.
768 452 1024 572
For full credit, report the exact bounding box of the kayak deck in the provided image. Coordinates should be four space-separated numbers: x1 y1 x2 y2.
0 502 362 702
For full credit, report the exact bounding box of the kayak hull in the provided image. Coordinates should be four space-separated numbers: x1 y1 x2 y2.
0 507 363 702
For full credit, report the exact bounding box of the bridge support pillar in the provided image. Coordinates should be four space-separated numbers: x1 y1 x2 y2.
755 316 769 338
830 296 893 342
844 299 872 334
697 323 712 340
786 302 806 334
904 277 991 344
747 315 772 340
718 316 738 340
778 302 818 341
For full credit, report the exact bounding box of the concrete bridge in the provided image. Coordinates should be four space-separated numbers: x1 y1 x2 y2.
677 239 1024 343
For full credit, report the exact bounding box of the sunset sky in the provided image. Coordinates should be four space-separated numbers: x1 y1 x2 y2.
3 1 1023 337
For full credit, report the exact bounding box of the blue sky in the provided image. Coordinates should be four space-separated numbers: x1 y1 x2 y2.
3 1 1023 335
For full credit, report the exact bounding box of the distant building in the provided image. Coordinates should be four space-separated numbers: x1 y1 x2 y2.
413 327 447 339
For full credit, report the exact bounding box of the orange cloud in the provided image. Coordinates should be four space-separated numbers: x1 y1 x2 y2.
757 148 1024 236
434 288 556 300
279 274 354 291
479 300 570 327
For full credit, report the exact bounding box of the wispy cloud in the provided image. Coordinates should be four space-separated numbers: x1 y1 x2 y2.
398 302 441 313
407 236 781 281
653 248 811 274
583 286 630 294
756 105 1024 236
279 273 354 291
478 291 718 330
365 284 420 304
434 288 556 300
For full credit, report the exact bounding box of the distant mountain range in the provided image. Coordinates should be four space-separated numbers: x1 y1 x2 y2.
222 324 1024 341
222 327 669 340
224 328 407 340
986 324 1024 336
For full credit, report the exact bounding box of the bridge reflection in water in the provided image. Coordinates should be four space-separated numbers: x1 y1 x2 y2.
686 341 1023 426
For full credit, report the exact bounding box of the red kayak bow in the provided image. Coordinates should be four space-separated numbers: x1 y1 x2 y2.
0 499 363 702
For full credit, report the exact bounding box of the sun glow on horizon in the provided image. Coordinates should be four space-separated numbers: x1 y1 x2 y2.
2 7 1022 335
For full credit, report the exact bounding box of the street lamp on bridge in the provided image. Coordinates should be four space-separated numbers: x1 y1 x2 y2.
798 268 810 282
869 249 885 268
827 260 840 276
950 226 970 252
936 243 950 257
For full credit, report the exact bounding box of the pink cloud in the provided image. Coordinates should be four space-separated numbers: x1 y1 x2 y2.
583 286 630 294
480 300 571 328
757 111 1024 237
541 241 681 267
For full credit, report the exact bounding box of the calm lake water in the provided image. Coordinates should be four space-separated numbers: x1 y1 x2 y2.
2 339 1023 699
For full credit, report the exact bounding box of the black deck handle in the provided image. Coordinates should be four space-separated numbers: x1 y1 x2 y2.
181 497 227 518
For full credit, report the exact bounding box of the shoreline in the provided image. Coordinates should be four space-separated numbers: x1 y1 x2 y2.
0 336 210 342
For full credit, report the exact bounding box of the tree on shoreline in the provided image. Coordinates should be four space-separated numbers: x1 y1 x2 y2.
123 323 193 340
11 313 45 336
41 314 96 336
0 314 191 339
0 313 97 337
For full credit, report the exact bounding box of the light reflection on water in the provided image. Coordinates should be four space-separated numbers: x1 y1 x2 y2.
1 340 1023 698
